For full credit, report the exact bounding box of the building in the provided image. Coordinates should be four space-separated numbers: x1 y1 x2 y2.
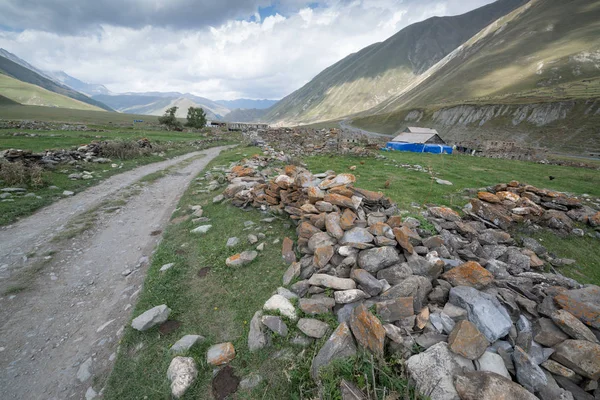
387 127 452 154
390 127 447 145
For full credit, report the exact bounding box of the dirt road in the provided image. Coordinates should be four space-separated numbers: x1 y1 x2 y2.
0 145 232 399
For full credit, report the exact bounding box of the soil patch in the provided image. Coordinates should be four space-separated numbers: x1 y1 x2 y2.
212 365 240 400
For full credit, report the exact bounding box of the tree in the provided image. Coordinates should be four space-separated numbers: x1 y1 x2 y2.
185 107 207 129
158 106 182 130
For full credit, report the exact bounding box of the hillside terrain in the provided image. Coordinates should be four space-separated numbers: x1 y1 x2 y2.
46 70 111 96
0 53 113 111
263 0 527 125
216 98 277 110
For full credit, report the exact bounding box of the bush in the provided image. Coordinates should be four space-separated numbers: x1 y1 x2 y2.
158 106 182 130
0 161 46 187
98 139 168 160
185 107 207 129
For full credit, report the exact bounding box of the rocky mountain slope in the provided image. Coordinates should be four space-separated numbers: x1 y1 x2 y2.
216 98 277 110
46 70 111 96
0 51 114 111
263 0 527 125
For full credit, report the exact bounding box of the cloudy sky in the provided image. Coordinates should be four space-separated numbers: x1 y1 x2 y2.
0 0 495 100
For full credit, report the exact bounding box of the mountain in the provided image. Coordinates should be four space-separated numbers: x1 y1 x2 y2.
263 0 527 125
0 48 55 82
223 108 268 122
46 71 111 96
93 93 231 120
0 73 106 111
216 99 278 110
0 52 114 111
350 0 600 153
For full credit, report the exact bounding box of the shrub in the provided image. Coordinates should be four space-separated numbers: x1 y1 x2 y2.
158 106 182 130
185 107 207 129
0 161 46 187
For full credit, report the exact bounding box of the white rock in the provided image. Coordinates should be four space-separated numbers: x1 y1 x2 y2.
160 263 175 272
131 304 171 331
190 225 212 234
62 190 74 196
77 357 93 382
334 289 367 304
475 351 511 379
170 335 205 354
167 356 198 398
436 178 453 186
239 374 263 390
263 294 297 320
85 387 97 400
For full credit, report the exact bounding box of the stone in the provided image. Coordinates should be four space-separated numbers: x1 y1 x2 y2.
513 346 548 392
308 274 356 290
334 289 368 304
160 263 175 272
226 237 240 247
540 359 579 381
406 342 462 400
553 375 594 400
552 310 599 343
340 379 367 400
357 247 401 273
190 224 212 234
442 261 494 290
213 194 224 203
247 234 258 244
475 351 511 379
261 315 288 336
443 303 468 321
448 320 490 360
308 232 337 252
340 227 374 245
282 262 301 286
77 357 93 382
325 213 344 240
392 227 414 254
449 286 512 342
226 251 258 267
315 201 333 212
380 275 432 311
290 280 310 297
297 318 330 338
290 334 314 347
170 335 204 353
429 206 461 222
167 356 198 398
485 259 510 279
299 297 336 315
375 297 414 322
376 264 412 285
248 311 271 351
534 318 569 347
314 246 335 268
349 304 385 356
239 374 262 390
131 304 171 331
340 208 358 230
206 342 235 366
383 324 405 344
263 294 297 320
554 285 600 329
478 191 501 203
552 339 600 380
311 322 357 379
454 371 538 400
85 387 97 400
319 173 356 189
277 287 298 300
350 269 383 296
62 190 74 196
282 237 296 264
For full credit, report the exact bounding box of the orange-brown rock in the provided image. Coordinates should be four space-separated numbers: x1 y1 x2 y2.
340 208 358 230
441 261 494 290
319 173 356 189
325 212 344 239
206 342 236 365
416 307 429 330
448 320 489 360
284 165 298 176
351 187 385 202
307 186 325 203
349 304 385 356
393 227 414 254
298 222 322 239
387 215 403 228
508 180 519 187
282 237 296 265
310 213 327 230
429 206 461 222
398 225 420 241
477 192 501 204
324 193 354 209
301 203 319 214
368 222 391 237
329 186 355 198
554 286 600 329
470 199 513 230
230 165 255 177
522 249 545 268
496 191 520 202
590 211 600 227
314 246 334 268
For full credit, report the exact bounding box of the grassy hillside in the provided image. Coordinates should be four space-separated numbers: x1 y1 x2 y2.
0 74 106 111
371 0 600 113
0 55 114 111
263 0 527 125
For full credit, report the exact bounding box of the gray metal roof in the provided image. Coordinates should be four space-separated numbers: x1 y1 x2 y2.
406 127 439 134
391 132 438 144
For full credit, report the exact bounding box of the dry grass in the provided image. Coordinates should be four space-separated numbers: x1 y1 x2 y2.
0 161 46 187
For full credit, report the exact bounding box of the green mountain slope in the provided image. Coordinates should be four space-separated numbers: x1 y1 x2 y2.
0 55 113 111
370 0 600 113
264 0 527 125
0 73 106 111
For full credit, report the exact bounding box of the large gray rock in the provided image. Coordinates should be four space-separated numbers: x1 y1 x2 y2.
308 232 337 252
552 339 600 380
170 335 205 354
454 371 538 400
131 304 171 331
513 346 547 392
475 351 511 379
357 247 401 273
308 274 356 290
533 317 569 347
379 275 432 311
449 286 512 342
350 269 383 296
311 322 357 379
340 227 374 245
376 264 412 285
406 342 461 400
167 357 198 398
297 318 330 338
248 311 270 351
261 315 288 336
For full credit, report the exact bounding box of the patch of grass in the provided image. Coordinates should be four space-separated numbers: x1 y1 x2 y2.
3 284 28 295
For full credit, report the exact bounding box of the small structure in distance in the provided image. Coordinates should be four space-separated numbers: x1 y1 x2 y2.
386 127 452 154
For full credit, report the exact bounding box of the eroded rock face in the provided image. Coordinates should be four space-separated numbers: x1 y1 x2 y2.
167 357 198 399
406 342 462 400
311 322 357 379
454 371 538 400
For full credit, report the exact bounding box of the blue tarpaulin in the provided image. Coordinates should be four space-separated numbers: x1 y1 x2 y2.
385 142 453 154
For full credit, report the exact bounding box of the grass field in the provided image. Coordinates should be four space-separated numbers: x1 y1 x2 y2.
103 146 599 399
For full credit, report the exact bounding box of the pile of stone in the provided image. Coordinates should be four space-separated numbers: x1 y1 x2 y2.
221 162 600 399
467 181 600 235
1 145 109 168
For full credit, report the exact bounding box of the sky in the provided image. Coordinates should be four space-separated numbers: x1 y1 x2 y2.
0 0 496 100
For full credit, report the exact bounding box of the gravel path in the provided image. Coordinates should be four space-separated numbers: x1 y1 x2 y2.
0 145 232 399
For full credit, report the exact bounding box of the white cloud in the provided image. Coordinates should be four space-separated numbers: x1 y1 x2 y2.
0 0 496 100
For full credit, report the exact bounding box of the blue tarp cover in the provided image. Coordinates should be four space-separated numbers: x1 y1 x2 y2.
386 142 453 154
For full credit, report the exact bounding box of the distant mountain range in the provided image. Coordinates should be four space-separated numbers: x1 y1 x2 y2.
45 70 111 96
